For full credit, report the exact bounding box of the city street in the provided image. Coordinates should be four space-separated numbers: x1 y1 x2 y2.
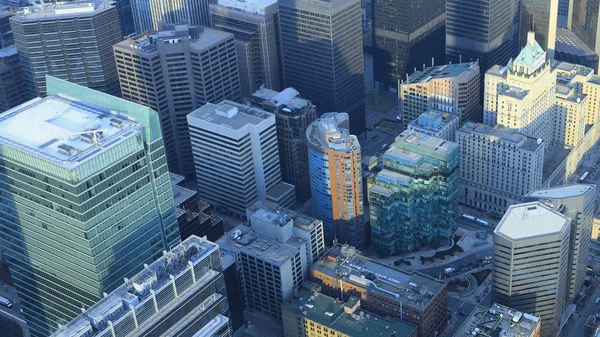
564 283 600 337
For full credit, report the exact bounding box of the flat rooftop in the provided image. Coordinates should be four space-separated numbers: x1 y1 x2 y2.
216 224 305 267
394 130 458 154
188 100 273 131
453 303 541 337
556 27 597 57
115 26 233 54
500 86 529 100
216 0 278 15
250 201 321 231
458 122 542 152
407 62 478 83
527 184 595 200
171 184 196 207
12 0 114 21
495 202 570 241
251 87 311 110
283 283 417 337
312 245 446 311
0 95 142 170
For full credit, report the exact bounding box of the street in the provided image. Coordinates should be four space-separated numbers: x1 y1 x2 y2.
563 282 600 337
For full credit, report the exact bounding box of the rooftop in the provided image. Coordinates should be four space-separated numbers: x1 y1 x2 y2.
556 27 597 57
0 95 142 170
12 0 114 20
306 112 360 153
453 303 541 337
311 245 446 311
216 0 278 15
283 283 417 337
217 224 306 267
251 87 312 111
509 32 546 74
393 130 458 155
458 122 542 152
53 236 219 337
188 100 273 131
249 201 322 231
407 62 479 84
495 202 570 241
171 184 197 208
526 184 595 200
115 25 233 54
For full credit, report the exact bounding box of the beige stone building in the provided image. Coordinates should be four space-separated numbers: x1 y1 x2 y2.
399 62 480 127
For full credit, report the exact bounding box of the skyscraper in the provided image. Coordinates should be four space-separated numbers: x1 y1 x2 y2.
0 6 14 48
493 202 570 335
130 0 214 33
114 24 241 178
187 100 295 216
0 76 179 336
10 0 123 97
0 46 27 111
570 0 600 62
399 61 481 126
115 0 135 36
306 112 367 247
526 184 597 302
250 87 317 202
373 0 446 88
210 0 283 97
445 0 520 73
519 0 559 57
279 0 365 135
369 130 459 255
483 32 556 145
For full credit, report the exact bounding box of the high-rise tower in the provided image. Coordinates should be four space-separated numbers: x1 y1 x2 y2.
0 76 179 336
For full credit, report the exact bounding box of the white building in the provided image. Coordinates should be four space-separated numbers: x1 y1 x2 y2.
216 213 310 320
493 202 571 335
187 100 295 216
457 122 545 217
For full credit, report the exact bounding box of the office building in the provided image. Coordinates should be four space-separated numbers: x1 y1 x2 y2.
558 0 569 27
10 0 122 97
210 0 283 97
51 236 232 337
453 303 541 337
311 245 448 337
407 110 459 141
115 0 135 36
457 122 545 217
282 282 418 337
114 24 240 178
307 112 367 248
0 46 26 111
0 6 14 48
446 0 520 73
279 0 365 135
0 77 179 336
216 218 310 319
130 0 213 33
248 201 325 263
483 32 556 145
399 62 481 127
519 0 558 58
553 82 587 148
250 87 317 202
553 58 600 126
188 100 295 217
170 173 224 242
493 202 571 335
369 130 459 255
570 0 600 65
555 28 599 73
527 184 597 301
373 0 445 88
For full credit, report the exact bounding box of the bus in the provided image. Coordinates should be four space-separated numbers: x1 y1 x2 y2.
461 214 476 221
0 295 12 308
580 172 589 182
475 218 489 227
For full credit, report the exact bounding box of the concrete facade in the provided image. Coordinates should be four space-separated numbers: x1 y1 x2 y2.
114 24 241 178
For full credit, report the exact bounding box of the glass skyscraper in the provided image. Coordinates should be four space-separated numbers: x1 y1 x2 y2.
446 0 520 73
0 76 179 336
519 0 558 57
369 130 459 255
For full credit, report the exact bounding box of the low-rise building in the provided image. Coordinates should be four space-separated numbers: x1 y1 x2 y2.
407 110 459 141
310 245 447 337
453 303 541 337
282 282 417 337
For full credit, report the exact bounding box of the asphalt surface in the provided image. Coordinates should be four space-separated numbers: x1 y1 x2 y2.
564 283 600 337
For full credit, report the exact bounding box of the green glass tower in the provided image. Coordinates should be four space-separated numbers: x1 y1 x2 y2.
369 130 459 255
0 76 179 336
